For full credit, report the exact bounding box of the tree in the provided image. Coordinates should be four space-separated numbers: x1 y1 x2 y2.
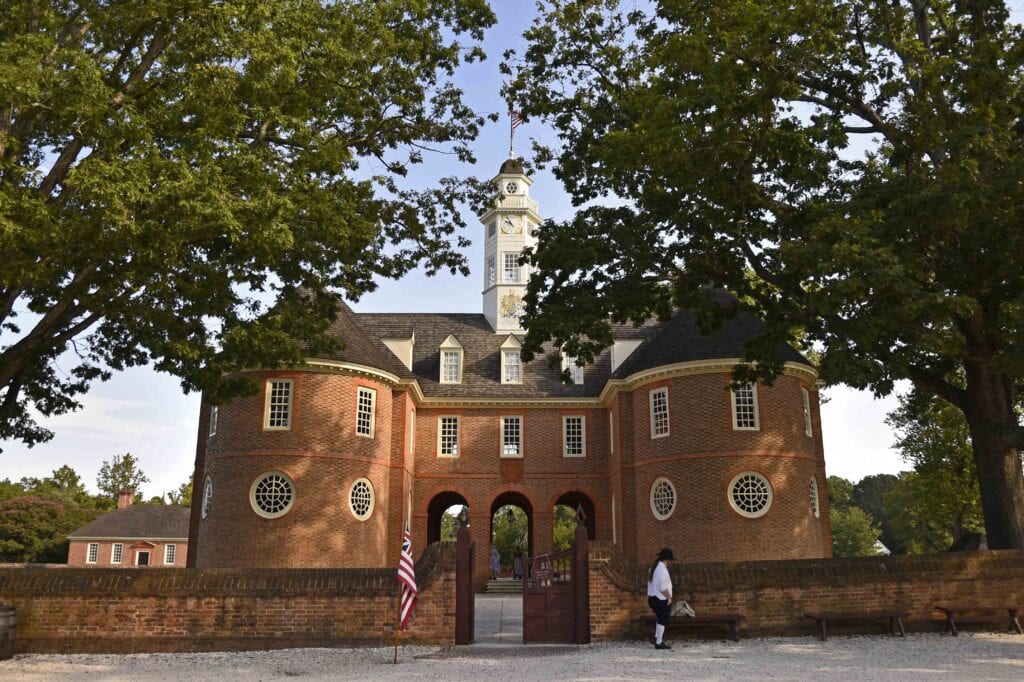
830 506 882 558
852 474 900 552
0 495 101 563
552 504 576 550
885 392 985 551
491 505 528 567
440 510 459 542
507 0 1024 548
96 452 149 501
166 476 193 507
826 476 855 509
0 0 496 449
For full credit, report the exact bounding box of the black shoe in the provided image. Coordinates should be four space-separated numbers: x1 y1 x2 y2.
655 642 672 650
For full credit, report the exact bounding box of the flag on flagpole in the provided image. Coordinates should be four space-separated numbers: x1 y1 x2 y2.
510 110 524 132
397 525 418 629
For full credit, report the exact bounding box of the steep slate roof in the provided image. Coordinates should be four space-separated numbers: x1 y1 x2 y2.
68 505 190 539
304 300 406 375
350 296 813 398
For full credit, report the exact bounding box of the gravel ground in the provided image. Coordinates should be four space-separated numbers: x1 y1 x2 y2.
2 633 1023 681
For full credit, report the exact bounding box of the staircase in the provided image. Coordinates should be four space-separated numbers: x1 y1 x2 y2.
486 578 523 594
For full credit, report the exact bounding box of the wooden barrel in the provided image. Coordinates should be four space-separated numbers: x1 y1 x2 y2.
0 605 15 660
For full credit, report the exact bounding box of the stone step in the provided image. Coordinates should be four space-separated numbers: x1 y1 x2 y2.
486 579 523 594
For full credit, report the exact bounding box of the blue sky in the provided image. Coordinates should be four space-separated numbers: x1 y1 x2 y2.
1 1 908 498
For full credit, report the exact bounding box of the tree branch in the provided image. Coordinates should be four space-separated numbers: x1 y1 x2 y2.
906 365 967 411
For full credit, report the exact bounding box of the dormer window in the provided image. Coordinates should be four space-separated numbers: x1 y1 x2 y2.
500 335 523 384
562 354 583 385
438 335 464 384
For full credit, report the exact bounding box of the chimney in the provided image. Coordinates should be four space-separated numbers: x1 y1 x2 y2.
117 488 135 509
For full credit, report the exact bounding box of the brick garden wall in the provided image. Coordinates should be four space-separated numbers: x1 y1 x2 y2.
588 542 1024 639
0 543 456 654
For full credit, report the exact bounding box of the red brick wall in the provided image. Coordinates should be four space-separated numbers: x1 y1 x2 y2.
191 367 829 575
588 543 1024 639
0 543 456 654
67 540 188 568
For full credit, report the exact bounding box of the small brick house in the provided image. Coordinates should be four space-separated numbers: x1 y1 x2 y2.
189 159 832 585
67 490 189 568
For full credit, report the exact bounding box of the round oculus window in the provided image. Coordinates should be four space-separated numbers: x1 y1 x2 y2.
809 476 821 518
250 471 295 518
201 476 213 519
650 477 676 520
505 181 519 194
729 472 772 518
349 478 375 521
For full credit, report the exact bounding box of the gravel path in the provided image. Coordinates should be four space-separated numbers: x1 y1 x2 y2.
2 633 1023 680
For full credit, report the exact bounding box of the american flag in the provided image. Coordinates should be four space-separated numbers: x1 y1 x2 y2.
397 525 418 629
510 110 524 132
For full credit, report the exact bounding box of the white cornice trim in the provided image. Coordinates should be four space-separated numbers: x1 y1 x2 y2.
68 536 189 541
303 359 403 385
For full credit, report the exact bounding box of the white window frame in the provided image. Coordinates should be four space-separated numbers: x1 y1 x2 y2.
649 387 670 439
503 251 520 283
135 550 150 566
437 416 460 457
609 410 615 454
408 409 416 455
802 387 813 437
810 476 821 518
731 383 760 430
349 478 375 521
249 470 296 519
728 471 773 518
202 476 213 520
164 544 176 565
355 386 376 438
208 406 218 437
501 416 523 458
502 350 522 384
563 415 586 458
111 543 123 565
264 378 293 430
486 255 496 287
440 349 463 384
562 353 583 385
86 543 99 564
650 477 677 520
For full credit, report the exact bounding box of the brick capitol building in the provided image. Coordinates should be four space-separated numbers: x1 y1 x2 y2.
187 158 832 584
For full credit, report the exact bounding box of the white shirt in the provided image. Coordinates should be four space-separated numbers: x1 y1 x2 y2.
646 561 672 600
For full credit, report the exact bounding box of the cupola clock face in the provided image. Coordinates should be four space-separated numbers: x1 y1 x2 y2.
500 216 522 234
505 181 519 195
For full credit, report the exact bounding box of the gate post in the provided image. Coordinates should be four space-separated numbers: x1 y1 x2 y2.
573 505 591 644
455 508 474 645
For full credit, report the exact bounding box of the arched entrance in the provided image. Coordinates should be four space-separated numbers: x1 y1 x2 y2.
553 491 596 547
490 491 532 577
427 491 469 544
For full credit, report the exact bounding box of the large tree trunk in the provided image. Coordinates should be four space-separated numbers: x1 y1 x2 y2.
962 357 1024 550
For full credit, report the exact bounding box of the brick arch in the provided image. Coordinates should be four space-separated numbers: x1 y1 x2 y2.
548 487 601 541
488 487 536 559
425 490 470 544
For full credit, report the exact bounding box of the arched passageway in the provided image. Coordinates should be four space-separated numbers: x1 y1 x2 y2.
490 491 533 574
427 491 469 544
553 491 596 546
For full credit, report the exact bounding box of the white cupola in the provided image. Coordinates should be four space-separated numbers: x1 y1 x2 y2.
481 158 541 332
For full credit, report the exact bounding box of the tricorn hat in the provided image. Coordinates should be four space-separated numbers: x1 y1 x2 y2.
657 547 675 561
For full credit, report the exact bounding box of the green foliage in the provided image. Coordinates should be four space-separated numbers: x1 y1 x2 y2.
884 393 985 552
0 494 102 563
851 474 900 552
830 506 882 558
440 510 459 542
826 476 855 509
508 0 1024 547
552 504 576 550
166 476 193 507
96 452 149 501
0 0 497 449
491 505 528 567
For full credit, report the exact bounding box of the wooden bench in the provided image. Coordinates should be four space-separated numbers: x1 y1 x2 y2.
935 605 1023 636
804 611 909 641
642 613 746 642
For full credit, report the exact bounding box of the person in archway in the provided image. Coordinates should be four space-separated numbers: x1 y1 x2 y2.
513 551 523 580
490 545 500 580
647 547 674 650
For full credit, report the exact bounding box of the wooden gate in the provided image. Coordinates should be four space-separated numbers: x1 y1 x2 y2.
522 508 590 644
455 512 474 645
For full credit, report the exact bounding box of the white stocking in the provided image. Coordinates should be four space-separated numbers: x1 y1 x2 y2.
655 623 665 644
